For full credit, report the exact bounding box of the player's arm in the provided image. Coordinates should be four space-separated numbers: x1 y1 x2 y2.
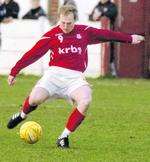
87 27 144 44
8 36 51 86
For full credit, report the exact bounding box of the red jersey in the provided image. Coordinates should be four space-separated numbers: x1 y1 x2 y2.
10 24 132 77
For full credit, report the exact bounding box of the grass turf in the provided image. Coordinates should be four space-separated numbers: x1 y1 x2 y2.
0 75 150 162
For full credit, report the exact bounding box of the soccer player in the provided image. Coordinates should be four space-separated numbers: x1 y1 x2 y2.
7 5 145 148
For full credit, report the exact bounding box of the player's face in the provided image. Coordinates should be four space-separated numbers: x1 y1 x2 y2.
59 13 75 33
100 0 109 4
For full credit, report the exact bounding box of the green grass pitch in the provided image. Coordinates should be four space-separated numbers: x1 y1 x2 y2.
0 75 150 162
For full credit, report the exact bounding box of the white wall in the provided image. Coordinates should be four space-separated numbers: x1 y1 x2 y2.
0 19 50 75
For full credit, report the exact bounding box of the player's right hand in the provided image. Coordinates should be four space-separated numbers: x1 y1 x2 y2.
7 75 16 86
131 35 145 44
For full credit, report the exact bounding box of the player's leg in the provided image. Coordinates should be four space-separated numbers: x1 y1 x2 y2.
7 87 50 129
22 87 50 114
57 85 92 148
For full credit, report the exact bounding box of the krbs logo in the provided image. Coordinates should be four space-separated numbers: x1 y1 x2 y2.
58 45 82 55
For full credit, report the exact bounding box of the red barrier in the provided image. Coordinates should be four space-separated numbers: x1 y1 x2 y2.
100 17 111 76
114 0 148 78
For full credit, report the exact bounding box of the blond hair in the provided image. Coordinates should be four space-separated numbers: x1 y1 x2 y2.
58 5 78 21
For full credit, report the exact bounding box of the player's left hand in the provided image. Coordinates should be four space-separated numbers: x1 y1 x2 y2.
7 75 16 86
131 35 145 44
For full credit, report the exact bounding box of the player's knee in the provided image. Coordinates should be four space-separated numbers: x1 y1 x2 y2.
78 96 92 108
29 87 49 105
77 97 92 114
29 95 43 105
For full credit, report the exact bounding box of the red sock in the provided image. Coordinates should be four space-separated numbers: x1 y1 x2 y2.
66 108 85 132
21 96 37 114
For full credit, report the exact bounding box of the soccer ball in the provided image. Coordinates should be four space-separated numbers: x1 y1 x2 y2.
20 121 42 144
